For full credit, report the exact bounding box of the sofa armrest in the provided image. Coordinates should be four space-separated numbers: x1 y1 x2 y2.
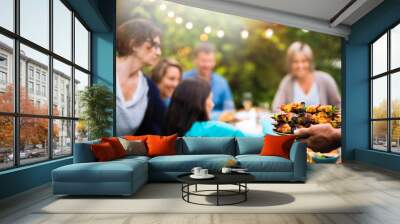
73 140 100 163
289 141 307 181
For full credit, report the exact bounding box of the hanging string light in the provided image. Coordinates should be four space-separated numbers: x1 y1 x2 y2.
156 2 309 41
159 4 167 11
264 28 274 39
185 22 193 30
204 26 212 34
175 17 183 24
167 11 175 18
200 33 209 41
241 30 249 39
217 30 224 38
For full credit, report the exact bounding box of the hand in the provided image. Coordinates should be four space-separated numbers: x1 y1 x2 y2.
294 124 341 153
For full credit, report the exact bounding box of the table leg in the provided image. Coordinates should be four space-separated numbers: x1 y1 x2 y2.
245 183 247 201
217 184 219 206
195 184 198 192
187 184 190 202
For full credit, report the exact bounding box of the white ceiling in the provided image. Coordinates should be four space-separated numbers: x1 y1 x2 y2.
168 0 384 37
226 0 353 22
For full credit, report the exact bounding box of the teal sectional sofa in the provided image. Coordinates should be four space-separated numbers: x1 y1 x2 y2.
52 137 307 196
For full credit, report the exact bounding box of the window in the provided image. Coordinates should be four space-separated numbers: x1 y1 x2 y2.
36 83 40 95
0 34 13 113
0 71 6 85
42 85 46 97
371 23 400 154
0 0 91 170
0 53 8 89
0 54 7 67
75 17 90 70
20 0 49 49
28 81 34 94
53 59 72 117
53 0 72 60
0 0 14 32
28 67 34 80
35 70 41 81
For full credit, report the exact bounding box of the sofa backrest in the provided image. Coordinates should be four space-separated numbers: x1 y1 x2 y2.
74 137 267 162
177 137 236 155
73 139 100 163
235 137 264 155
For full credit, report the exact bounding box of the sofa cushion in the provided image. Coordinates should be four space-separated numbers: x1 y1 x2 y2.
259 135 296 159
236 155 293 172
236 137 264 155
101 137 127 158
91 142 118 161
114 155 150 164
118 138 147 156
149 154 235 172
53 158 147 183
178 137 235 155
147 134 178 157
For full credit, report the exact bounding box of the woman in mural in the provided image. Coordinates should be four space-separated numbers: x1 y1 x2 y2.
150 58 182 107
272 41 341 112
163 78 274 137
116 19 166 136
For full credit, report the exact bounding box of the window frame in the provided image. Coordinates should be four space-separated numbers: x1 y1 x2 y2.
370 20 400 154
0 0 92 171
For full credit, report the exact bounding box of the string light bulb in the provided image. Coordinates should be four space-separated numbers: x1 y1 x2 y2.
241 30 249 39
175 17 183 24
204 26 212 34
217 30 224 38
185 22 193 30
264 28 274 39
200 33 208 41
159 4 166 11
167 11 175 18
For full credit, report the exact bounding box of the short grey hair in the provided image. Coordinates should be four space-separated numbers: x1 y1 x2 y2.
286 41 315 73
193 42 216 57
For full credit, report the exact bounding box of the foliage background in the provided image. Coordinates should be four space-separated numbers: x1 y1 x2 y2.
117 0 342 108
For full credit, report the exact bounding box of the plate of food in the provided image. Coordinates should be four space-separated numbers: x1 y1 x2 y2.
271 102 341 135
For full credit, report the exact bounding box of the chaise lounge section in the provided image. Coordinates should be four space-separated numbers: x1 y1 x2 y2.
52 137 306 196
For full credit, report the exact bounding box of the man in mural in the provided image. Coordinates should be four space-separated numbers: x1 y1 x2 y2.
183 42 234 120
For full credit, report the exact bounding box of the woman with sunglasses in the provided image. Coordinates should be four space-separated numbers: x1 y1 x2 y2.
116 19 165 136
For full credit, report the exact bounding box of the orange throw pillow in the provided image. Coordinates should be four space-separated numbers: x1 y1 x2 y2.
124 135 148 142
260 135 296 159
91 142 117 162
146 134 177 157
101 137 126 158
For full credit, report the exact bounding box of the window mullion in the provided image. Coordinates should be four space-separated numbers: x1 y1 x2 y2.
48 0 54 160
388 30 391 153
71 11 76 155
13 0 20 167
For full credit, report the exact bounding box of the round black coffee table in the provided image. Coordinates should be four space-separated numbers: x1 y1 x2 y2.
177 173 255 206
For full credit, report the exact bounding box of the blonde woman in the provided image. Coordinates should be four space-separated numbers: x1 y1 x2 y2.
272 42 341 112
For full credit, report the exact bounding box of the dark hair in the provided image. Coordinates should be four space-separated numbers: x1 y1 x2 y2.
193 42 215 57
151 58 182 84
117 19 161 57
163 78 211 136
